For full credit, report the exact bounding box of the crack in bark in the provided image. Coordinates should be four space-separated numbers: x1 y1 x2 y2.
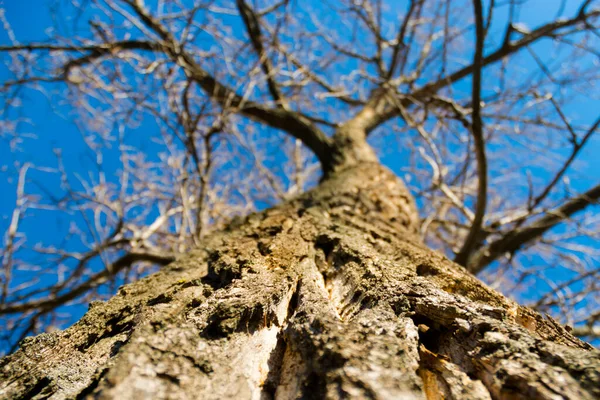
18 376 51 400
76 305 140 352
314 234 378 321
74 368 108 400
260 331 288 399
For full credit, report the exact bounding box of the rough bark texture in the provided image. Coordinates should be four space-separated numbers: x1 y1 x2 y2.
1 163 599 399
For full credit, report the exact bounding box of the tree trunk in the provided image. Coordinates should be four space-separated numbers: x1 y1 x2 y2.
1 162 599 399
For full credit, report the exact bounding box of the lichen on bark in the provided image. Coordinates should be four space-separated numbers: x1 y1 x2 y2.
1 162 599 399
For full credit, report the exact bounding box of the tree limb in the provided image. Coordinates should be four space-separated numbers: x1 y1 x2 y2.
0 40 160 53
235 0 285 106
123 0 334 169
386 0 420 80
454 0 488 267
571 325 600 339
526 113 600 214
363 8 600 133
417 9 600 98
0 251 175 315
468 183 600 273
1 5 334 169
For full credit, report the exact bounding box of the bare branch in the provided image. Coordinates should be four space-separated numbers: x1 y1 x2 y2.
454 0 488 267
123 0 333 168
416 8 600 98
527 113 600 213
362 7 600 133
0 251 175 315
469 183 600 273
235 0 285 106
571 325 600 339
386 0 421 80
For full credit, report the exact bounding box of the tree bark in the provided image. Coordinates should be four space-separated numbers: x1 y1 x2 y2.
1 162 599 399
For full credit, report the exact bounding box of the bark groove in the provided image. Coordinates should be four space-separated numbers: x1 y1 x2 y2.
1 163 599 399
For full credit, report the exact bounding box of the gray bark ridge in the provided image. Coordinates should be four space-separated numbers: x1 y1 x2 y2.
1 163 599 399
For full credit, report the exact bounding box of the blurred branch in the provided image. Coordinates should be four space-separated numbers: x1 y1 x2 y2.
123 0 333 169
1 163 30 305
419 8 600 97
0 250 175 315
364 7 600 132
235 0 286 106
0 6 334 168
469 183 600 273
386 0 421 80
454 0 487 267
527 113 600 214
454 0 487 265
571 326 600 339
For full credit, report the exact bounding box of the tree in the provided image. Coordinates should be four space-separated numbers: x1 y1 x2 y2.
1 0 600 398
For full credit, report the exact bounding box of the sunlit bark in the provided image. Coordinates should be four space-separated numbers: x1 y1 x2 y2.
2 160 598 399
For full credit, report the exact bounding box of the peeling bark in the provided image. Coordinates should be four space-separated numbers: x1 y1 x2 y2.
1 163 599 399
